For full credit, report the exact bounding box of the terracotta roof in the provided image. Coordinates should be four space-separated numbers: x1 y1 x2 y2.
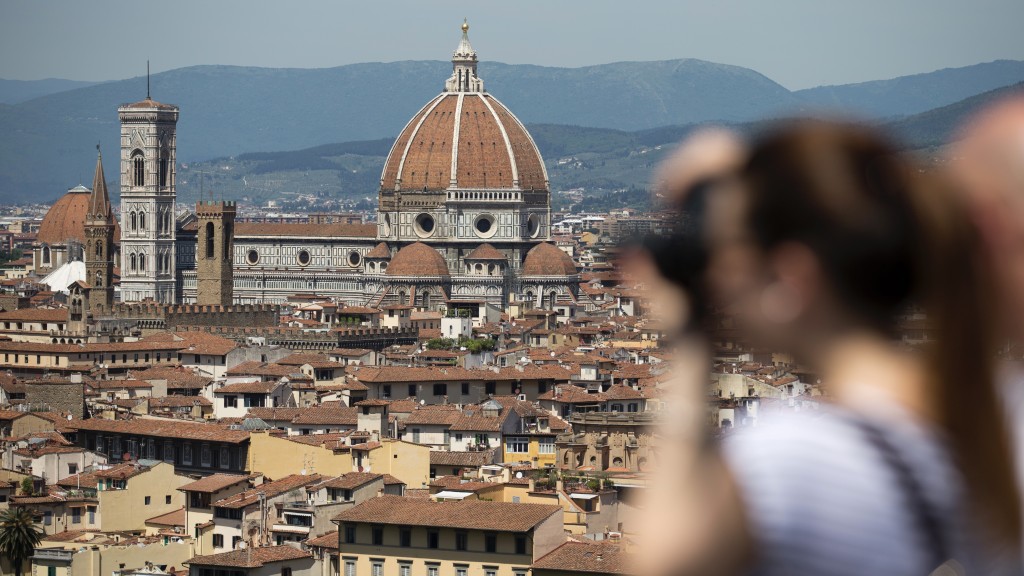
0 308 68 322
215 381 279 394
532 541 634 574
291 406 359 426
465 243 507 261
187 545 311 568
179 473 251 494
380 91 547 192
131 366 211 389
122 97 177 111
235 222 376 239
144 331 238 356
277 353 344 369
146 507 185 527
148 395 212 408
403 404 462 426
334 495 560 532
522 243 578 277
245 407 304 422
349 364 571 384
353 398 390 407
306 530 339 550
328 348 373 358
322 472 383 490
386 242 450 277
214 474 324 509
227 361 306 379
429 449 497 467
365 242 391 259
66 417 250 444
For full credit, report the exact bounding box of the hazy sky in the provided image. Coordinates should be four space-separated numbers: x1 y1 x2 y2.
3 0 1023 90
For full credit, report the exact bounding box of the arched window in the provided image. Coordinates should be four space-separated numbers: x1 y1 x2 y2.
205 222 215 259
95 271 103 287
41 246 50 265
94 241 101 257
130 212 137 231
131 150 145 187
158 153 168 188
422 292 431 310
139 213 146 232
547 291 557 309
139 254 146 273
129 254 136 272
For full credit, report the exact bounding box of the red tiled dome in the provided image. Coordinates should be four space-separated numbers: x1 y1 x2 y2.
38 186 121 246
386 242 450 277
465 243 506 261
366 242 391 259
380 94 547 193
522 243 577 277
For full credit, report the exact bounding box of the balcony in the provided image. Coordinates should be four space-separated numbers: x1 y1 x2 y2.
32 548 74 562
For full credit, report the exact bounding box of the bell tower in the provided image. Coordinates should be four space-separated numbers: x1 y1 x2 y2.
84 147 115 317
117 79 179 304
195 200 236 306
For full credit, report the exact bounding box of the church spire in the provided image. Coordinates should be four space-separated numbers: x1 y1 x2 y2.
445 19 484 93
88 145 113 224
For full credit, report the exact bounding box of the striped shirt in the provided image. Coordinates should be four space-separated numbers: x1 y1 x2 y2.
722 405 998 575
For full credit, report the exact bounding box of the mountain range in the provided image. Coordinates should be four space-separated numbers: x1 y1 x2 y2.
2 58 1024 204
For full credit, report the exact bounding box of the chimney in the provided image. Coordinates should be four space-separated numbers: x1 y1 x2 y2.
528 477 536 492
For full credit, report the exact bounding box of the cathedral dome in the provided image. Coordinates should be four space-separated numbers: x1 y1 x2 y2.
38 186 121 245
386 242 450 277
379 22 548 193
522 243 577 277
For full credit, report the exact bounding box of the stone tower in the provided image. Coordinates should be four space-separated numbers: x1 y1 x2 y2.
195 200 236 306
118 91 179 304
84 147 116 316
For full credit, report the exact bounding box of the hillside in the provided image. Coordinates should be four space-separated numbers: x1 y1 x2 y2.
173 82 1024 212
0 78 100 104
884 81 1024 149
796 59 1024 118
4 58 1024 204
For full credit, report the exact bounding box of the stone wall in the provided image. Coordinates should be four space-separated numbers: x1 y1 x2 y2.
25 380 85 418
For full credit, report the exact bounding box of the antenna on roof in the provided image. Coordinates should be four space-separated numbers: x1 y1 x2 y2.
146 60 151 99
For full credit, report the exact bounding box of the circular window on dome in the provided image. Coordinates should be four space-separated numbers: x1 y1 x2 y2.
474 214 497 239
414 213 435 238
527 213 542 238
381 213 392 237
297 250 311 266
246 249 259 265
348 251 361 267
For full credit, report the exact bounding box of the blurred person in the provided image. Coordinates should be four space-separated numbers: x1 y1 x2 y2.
640 121 1020 575
951 94 1024 557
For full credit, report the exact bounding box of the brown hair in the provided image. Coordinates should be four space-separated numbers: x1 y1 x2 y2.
741 120 1021 546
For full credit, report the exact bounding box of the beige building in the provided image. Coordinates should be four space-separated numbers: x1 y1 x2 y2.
246 433 430 489
333 496 565 576
31 534 193 576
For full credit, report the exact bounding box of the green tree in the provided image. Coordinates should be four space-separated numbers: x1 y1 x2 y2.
0 508 44 576
19 477 32 496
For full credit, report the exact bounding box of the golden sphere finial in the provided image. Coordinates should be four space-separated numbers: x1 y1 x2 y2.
462 19 469 33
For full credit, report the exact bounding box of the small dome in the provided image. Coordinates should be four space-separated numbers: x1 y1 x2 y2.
366 242 391 259
522 243 577 276
386 242 450 277
465 243 506 261
38 187 121 246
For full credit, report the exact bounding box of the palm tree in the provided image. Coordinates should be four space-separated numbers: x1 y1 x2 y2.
0 508 44 576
